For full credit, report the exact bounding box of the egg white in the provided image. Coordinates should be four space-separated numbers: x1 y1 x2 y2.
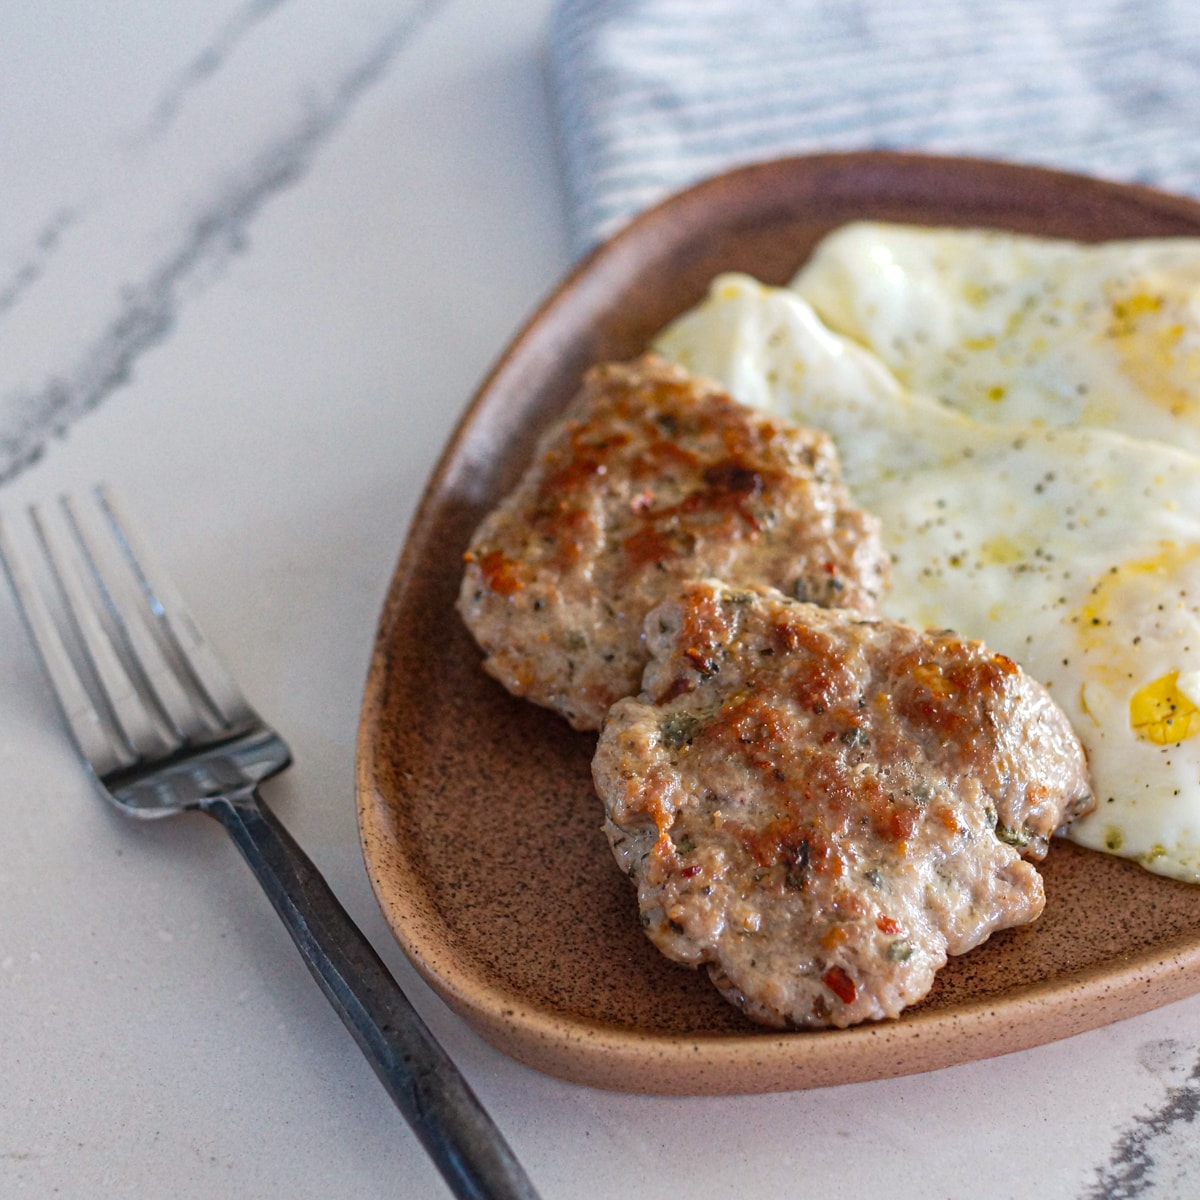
655 274 1200 881
791 222 1200 452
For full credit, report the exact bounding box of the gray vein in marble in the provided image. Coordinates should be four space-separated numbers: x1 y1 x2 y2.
1082 1040 1200 1198
3 1 292 337
0 0 443 486
143 0 292 136
0 209 79 320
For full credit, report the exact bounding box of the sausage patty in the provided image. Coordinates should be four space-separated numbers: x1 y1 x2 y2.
592 579 1095 1028
457 356 890 730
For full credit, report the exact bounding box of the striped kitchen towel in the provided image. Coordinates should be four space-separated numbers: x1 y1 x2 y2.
547 0 1200 255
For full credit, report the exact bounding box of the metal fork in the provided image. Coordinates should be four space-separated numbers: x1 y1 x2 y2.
0 485 541 1200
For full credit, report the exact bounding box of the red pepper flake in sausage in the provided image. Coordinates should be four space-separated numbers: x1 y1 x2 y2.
822 965 858 1005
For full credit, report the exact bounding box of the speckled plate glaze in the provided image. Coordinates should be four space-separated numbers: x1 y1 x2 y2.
357 152 1200 1095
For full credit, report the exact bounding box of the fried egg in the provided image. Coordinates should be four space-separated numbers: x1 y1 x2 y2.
791 222 1200 451
655 273 1200 882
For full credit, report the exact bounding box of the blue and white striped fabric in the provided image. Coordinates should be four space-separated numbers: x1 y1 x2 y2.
548 0 1200 255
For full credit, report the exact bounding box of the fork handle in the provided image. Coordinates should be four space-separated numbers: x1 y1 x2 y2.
205 788 542 1200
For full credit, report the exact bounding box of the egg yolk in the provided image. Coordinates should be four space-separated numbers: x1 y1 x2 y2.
1103 284 1200 420
1130 671 1200 745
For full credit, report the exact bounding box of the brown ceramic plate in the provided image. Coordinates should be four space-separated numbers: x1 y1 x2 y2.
357 152 1200 1095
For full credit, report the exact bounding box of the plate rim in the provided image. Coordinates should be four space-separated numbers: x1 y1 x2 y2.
356 150 1200 1095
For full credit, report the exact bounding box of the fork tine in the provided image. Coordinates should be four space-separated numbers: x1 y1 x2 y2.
0 509 137 777
32 499 180 764
94 485 257 731
63 492 219 746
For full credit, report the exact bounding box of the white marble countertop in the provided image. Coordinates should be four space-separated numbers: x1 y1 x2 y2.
2 3 1199 1197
